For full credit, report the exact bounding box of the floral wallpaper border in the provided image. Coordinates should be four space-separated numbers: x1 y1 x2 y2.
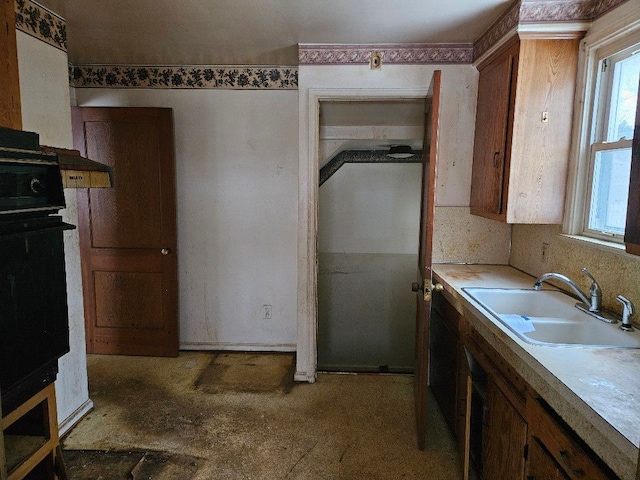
14 0 66 52
474 0 630 61
298 44 473 65
69 65 298 89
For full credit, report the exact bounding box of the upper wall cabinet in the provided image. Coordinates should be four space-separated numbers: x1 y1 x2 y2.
470 36 580 224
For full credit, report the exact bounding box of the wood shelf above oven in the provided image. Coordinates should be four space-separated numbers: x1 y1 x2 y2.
41 146 113 188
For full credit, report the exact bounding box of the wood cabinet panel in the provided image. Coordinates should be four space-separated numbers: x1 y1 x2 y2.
470 36 579 224
456 343 472 480
430 305 458 432
526 436 570 480
483 376 527 480
470 42 516 217
526 397 619 480
0 0 21 130
508 38 579 223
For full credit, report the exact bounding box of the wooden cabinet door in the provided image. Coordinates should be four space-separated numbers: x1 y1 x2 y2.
456 343 472 480
525 397 618 480
483 376 527 480
429 302 458 433
470 44 516 219
526 437 570 480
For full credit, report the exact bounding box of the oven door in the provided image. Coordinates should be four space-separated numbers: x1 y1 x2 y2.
0 216 74 408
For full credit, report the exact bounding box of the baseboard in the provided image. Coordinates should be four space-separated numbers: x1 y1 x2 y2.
58 398 94 437
180 342 296 352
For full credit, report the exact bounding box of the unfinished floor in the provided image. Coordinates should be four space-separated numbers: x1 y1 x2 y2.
62 352 463 479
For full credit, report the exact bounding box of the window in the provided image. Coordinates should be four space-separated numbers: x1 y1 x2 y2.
583 44 639 241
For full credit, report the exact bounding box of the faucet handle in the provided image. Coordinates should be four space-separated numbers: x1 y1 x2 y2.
617 295 634 331
581 267 602 312
581 267 598 287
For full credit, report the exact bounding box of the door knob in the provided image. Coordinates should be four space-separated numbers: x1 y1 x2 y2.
424 282 444 302
161 248 171 255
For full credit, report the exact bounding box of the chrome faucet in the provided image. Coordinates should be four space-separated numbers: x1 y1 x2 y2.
533 267 602 313
581 267 602 313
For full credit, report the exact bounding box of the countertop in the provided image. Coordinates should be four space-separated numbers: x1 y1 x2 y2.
432 264 640 480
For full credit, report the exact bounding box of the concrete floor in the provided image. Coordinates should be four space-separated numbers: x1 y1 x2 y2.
62 352 463 479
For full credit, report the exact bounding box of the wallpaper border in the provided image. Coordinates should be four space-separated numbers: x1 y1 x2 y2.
298 44 473 65
69 65 298 90
15 0 66 52
474 0 630 61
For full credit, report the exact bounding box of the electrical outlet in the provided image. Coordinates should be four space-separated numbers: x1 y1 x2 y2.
541 242 549 263
262 305 272 319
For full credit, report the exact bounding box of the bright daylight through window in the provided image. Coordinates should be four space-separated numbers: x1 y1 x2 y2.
585 44 639 239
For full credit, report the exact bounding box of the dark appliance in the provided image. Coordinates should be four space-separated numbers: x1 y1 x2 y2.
0 127 73 414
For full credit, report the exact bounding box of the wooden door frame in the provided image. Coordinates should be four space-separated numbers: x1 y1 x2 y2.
296 87 431 382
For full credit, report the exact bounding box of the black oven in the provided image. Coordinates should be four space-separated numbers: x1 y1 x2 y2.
0 127 73 413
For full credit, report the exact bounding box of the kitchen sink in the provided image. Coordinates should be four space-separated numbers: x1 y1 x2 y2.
462 288 640 348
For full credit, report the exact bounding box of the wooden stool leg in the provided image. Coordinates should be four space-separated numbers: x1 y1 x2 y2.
53 445 69 480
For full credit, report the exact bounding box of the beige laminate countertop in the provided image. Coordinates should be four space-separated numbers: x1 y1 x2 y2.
432 263 640 480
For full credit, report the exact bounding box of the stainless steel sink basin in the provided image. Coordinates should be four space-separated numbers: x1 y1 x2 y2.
462 288 640 348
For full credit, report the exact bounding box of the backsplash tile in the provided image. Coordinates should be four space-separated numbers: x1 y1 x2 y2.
433 207 511 264
510 224 640 319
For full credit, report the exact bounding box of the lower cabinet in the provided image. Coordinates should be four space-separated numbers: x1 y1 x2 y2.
482 377 527 480
429 292 620 480
525 396 619 480
526 436 570 480
455 343 471 476
429 293 460 433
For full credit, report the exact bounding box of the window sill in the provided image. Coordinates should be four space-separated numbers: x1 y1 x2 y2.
558 234 639 259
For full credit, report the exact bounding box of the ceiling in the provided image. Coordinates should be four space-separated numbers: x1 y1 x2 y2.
37 0 513 65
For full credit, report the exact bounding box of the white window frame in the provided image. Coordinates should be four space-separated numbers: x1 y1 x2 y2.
564 14 640 245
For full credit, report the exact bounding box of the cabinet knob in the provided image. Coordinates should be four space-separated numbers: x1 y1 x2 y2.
161 248 171 255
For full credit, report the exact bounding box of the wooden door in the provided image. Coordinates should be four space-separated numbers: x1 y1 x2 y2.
482 377 527 480
414 70 441 450
72 107 178 356
470 42 517 218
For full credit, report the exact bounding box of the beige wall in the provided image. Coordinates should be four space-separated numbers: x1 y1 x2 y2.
75 88 300 351
16 31 91 434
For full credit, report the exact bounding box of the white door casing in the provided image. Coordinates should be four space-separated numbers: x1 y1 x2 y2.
296 87 430 382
